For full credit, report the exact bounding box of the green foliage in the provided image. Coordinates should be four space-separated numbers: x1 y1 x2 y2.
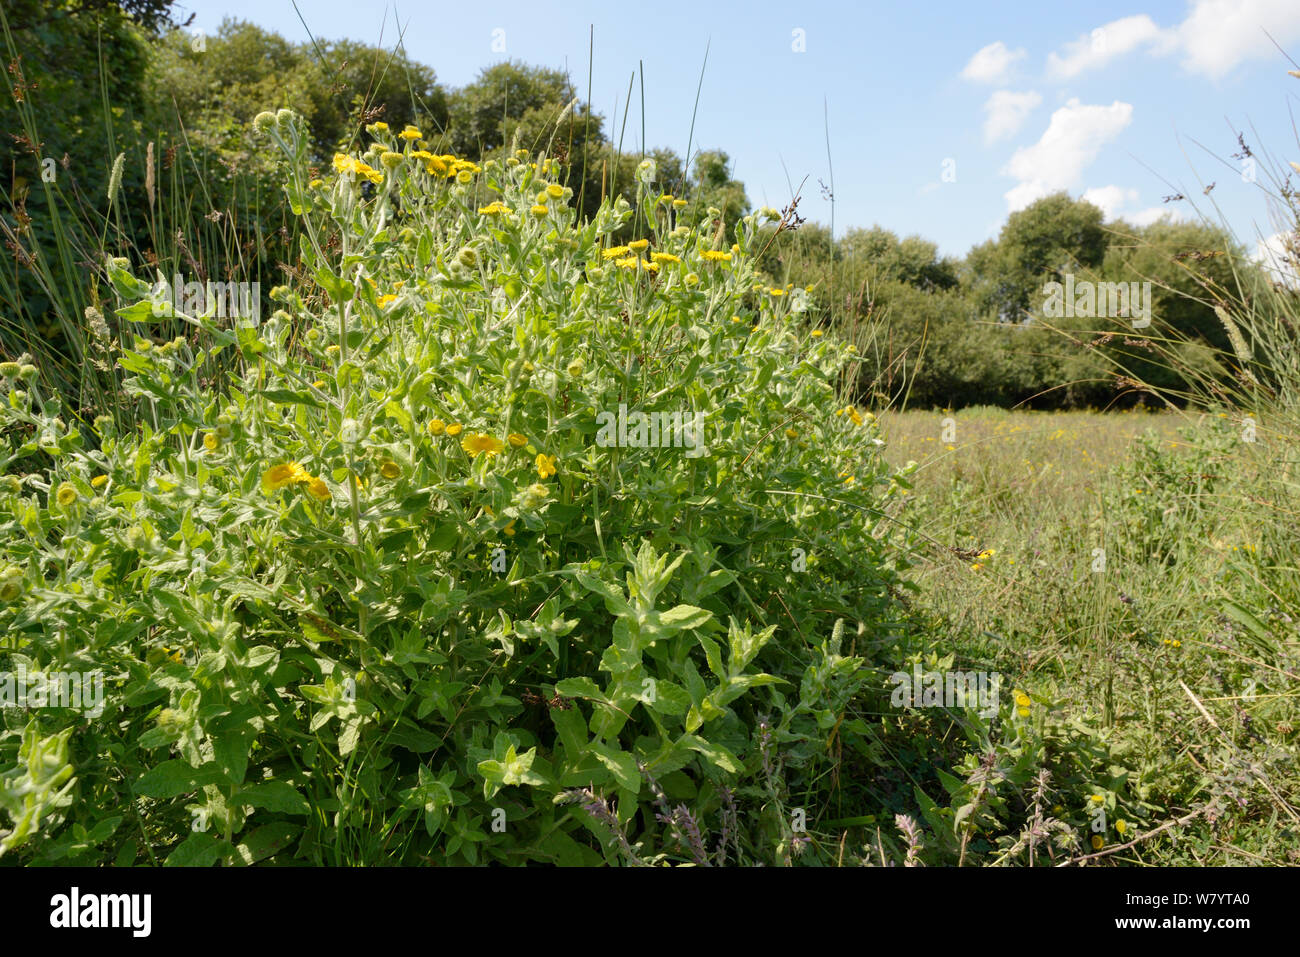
0 112 915 865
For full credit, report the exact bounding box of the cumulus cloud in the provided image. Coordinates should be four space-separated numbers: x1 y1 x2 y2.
1047 15 1169 79
1176 0 1300 78
1001 99 1134 211
1044 3 1300 80
1131 206 1182 227
982 90 1042 144
1081 185 1139 220
1255 229 1300 285
961 41 1026 83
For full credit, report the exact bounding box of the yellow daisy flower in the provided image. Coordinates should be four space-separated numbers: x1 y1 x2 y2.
55 483 78 507
507 433 528 447
379 461 402 480
263 462 310 493
445 423 463 437
536 454 558 479
203 433 219 451
461 433 505 458
306 477 331 501
428 419 446 436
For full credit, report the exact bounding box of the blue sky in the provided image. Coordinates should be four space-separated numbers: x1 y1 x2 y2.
179 0 1300 262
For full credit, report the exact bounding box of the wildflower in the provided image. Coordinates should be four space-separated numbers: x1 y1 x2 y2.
462 433 505 458
672 199 687 208
478 202 512 216
379 151 404 170
306 477 331 501
380 461 402 480
811 329 823 337
629 239 649 251
523 203 548 218
1017 707 1030 718
536 453 558 479
507 433 528 447
684 273 699 285
377 294 398 307
325 344 340 355
91 475 108 488
332 153 383 185
1171 639 1181 648
615 256 639 269
504 519 516 537
0 362 19 379
1090 794 1104 804
770 288 786 296
399 125 421 140
204 433 219 451
312 380 326 389
546 184 564 199
700 250 731 262
970 563 984 572
372 122 389 132
785 428 798 438
1115 820 1127 836
263 462 310 493
651 252 680 264
446 423 463 437
1013 690 1031 708
602 246 631 260
567 358 584 377
457 170 473 184
1091 835 1104 851
521 483 550 509
55 483 78 507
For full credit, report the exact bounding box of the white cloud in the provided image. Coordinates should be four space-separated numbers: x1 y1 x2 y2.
1175 0 1300 78
961 41 1026 83
1046 15 1169 79
1131 206 1182 226
1081 185 1139 219
1043 3 1300 81
1255 229 1300 285
1002 99 1134 211
982 90 1042 144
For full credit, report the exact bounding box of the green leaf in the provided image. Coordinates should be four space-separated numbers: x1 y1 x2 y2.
134 761 227 798
232 823 301 865
164 832 223 867
588 742 641 792
233 782 311 816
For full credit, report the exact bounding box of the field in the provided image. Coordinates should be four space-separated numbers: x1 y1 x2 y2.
875 407 1300 864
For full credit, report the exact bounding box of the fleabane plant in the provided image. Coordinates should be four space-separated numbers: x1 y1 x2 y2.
0 109 915 865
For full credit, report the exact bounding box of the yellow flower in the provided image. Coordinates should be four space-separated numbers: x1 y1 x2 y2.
769 287 786 296
1115 819 1128 836
313 380 326 389
306 477 331 501
651 252 681 264
536 453 558 479
1013 690 1031 708
785 428 798 438
602 245 631 259
90 474 108 488
970 563 984 572
428 419 446 436
203 433 219 451
379 461 402 480
461 433 505 458
1017 706 1030 717
445 423 463 437
372 122 389 132
615 256 640 269
456 170 473 184
332 153 383 184
629 239 649 250
377 294 397 308
546 183 564 199
1091 794 1104 804
529 204 549 217
507 433 528 447
263 462 310 492
1171 639 1181 648
504 519 516 537
399 125 421 140
1091 835 1104 851
308 179 323 189
478 202 512 216
811 329 823 337
700 249 731 262
672 199 687 208
55 483 78 507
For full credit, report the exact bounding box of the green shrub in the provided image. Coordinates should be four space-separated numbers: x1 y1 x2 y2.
0 109 920 865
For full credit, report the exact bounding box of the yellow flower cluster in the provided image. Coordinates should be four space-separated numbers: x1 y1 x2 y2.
332 153 383 185
263 462 331 501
